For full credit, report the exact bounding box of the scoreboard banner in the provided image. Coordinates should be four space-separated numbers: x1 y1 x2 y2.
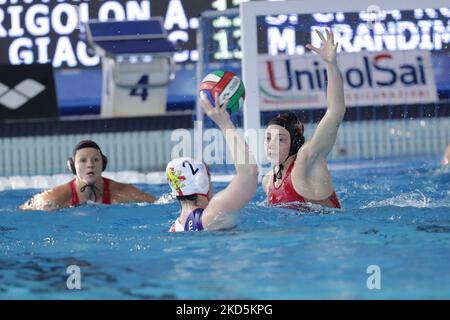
0 0 243 68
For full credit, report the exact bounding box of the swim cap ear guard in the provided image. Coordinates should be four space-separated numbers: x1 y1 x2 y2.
289 122 305 157
67 140 108 175
166 157 210 198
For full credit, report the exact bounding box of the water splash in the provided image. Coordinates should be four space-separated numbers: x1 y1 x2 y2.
362 190 432 209
154 193 176 205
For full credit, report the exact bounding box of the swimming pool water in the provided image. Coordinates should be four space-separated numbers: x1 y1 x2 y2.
0 156 449 299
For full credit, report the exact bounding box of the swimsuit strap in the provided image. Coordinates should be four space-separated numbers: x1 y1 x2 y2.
102 178 112 204
70 178 111 206
69 179 80 206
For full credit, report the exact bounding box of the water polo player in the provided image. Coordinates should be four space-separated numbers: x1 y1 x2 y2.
21 140 156 210
263 30 345 209
167 93 258 232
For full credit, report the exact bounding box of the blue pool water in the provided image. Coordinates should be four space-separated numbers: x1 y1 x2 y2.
0 156 449 299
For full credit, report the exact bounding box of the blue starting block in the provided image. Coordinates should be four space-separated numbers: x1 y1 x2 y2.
83 18 176 117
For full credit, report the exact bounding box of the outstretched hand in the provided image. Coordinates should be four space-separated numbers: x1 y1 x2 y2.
306 29 338 64
199 92 232 128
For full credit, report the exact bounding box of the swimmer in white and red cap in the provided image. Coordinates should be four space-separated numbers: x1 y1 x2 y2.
167 93 258 232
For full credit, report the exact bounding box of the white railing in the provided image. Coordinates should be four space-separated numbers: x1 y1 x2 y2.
0 117 449 177
0 130 174 176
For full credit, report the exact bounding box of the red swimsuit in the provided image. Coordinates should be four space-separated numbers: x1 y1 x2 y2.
69 178 112 206
268 160 341 209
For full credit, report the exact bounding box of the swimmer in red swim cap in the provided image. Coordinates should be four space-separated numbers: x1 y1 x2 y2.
263 29 345 210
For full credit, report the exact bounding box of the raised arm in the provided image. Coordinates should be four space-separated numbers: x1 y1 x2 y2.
304 29 346 159
200 93 259 226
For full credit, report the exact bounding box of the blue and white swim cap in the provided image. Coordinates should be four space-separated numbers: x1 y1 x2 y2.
166 157 210 197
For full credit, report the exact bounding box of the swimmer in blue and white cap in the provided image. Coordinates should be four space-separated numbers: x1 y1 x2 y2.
167 93 258 232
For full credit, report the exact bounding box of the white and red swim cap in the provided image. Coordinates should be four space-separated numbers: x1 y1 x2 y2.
166 157 210 197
